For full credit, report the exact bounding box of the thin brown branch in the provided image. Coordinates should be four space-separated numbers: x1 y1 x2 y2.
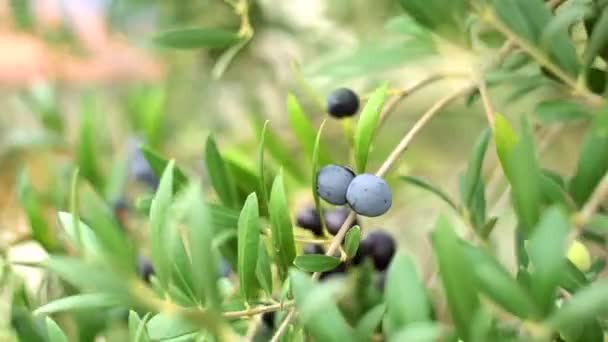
270 309 296 342
223 301 293 319
477 76 496 127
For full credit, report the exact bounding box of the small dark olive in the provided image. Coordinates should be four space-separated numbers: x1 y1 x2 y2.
261 311 275 329
366 231 396 271
327 88 360 118
137 256 155 283
324 207 358 236
296 205 323 236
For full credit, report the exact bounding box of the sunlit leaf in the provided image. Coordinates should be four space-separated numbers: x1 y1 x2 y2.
354 83 389 172
149 161 175 290
237 193 261 303
35 294 121 315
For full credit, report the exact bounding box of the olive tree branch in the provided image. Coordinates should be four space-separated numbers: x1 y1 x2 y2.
477 74 496 127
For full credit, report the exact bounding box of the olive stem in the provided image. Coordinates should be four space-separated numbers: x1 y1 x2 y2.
477 74 495 127
270 309 296 342
223 301 294 319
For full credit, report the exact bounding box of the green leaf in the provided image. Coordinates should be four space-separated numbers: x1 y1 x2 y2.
384 253 431 336
547 279 608 331
249 113 304 180
140 146 189 192
399 0 470 46
146 314 197 340
528 207 570 314
535 100 591 123
205 135 239 208
431 215 479 340
355 304 386 342
287 93 328 163
344 225 361 259
237 193 261 303
354 83 389 172
129 311 151 342
58 212 103 259
583 6 608 69
461 128 491 211
45 317 68 342
493 113 518 181
149 161 175 290
268 171 297 280
154 27 240 49
569 107 608 206
258 120 270 214
389 322 441 342
35 293 121 315
462 244 539 319
311 120 329 231
186 185 220 310
77 95 104 189
16 170 55 251
171 230 195 302
256 240 273 296
541 4 590 51
294 255 341 272
290 270 353 341
508 118 542 235
400 175 459 212
586 213 608 232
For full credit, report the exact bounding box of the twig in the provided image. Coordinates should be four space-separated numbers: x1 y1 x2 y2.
244 315 261 342
376 84 475 177
477 75 496 127
575 170 608 227
270 309 296 342
223 301 294 319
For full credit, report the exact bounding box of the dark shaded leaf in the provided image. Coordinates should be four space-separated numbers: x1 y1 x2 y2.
140 146 188 192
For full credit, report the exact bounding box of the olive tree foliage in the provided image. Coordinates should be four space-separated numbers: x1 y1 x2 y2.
5 0 608 341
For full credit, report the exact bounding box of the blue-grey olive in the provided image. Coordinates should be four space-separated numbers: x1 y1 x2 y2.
316 164 355 205
346 174 392 217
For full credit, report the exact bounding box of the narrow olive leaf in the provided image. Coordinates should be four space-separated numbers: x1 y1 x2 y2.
149 161 174 290
58 212 103 259
237 193 261 303
385 253 431 336
389 322 441 342
45 317 68 342
287 93 328 163
586 214 608 232
294 255 341 272
140 146 188 192
171 230 195 300
344 225 361 259
77 96 103 189
355 304 386 342
528 207 570 314
431 215 479 340
268 171 297 280
16 170 55 251
187 185 220 310
256 241 273 296
154 27 240 49
493 113 518 181
35 293 121 315
311 120 329 231
462 244 539 319
535 100 591 123
462 128 491 209
129 312 152 342
354 83 389 172
569 107 608 206
508 118 541 235
540 4 590 50
290 270 353 341
560 260 589 293
583 6 608 69
547 279 608 330
146 314 198 341
398 0 469 46
249 113 304 180
400 175 459 212
258 121 270 212
205 135 239 208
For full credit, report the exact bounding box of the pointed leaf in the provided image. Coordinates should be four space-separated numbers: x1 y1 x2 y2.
355 304 386 342
16 170 55 251
354 83 389 172
45 317 68 342
547 279 608 331
431 216 479 340
400 175 459 211
256 240 273 296
287 93 328 163
290 270 353 341
128 311 151 342
528 207 570 314
140 146 188 192
344 225 361 259
462 128 491 209
154 28 240 49
311 120 329 231
149 161 175 290
58 212 103 259
35 294 121 315
237 193 261 302
583 6 608 69
294 254 341 272
384 253 431 336
258 121 270 213
268 172 296 280
205 135 238 208
493 113 518 181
